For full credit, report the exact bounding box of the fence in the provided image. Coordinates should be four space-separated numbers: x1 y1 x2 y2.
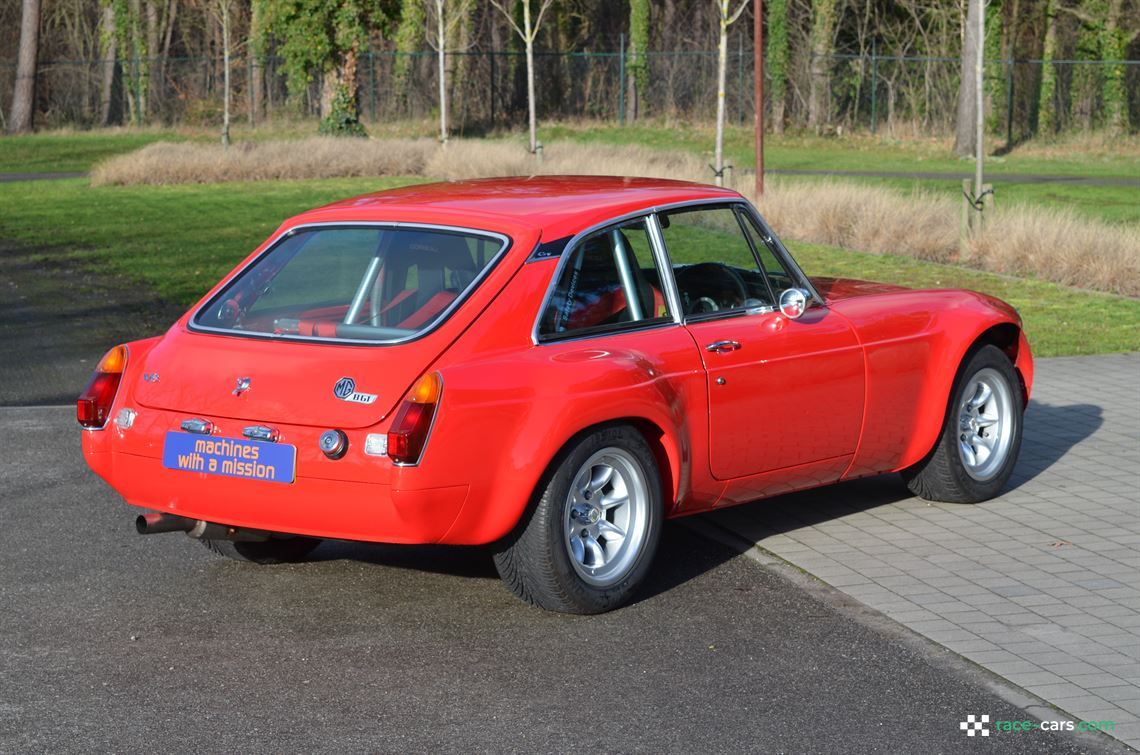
1 48 1136 137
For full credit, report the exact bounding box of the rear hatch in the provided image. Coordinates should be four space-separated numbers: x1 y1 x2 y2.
132 221 533 429
133 330 436 428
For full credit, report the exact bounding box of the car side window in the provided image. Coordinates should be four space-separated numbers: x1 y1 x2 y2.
657 205 773 317
738 210 798 299
539 219 672 339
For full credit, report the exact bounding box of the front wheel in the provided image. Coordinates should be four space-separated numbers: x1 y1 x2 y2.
493 425 663 614
902 344 1024 503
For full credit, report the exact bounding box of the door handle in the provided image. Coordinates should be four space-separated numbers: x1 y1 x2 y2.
705 340 742 353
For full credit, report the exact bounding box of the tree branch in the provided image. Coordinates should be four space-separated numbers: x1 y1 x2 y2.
488 0 525 41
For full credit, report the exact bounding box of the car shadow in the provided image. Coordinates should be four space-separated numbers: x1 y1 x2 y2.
1006 399 1103 490
697 398 1105 544
307 522 743 606
301 398 1103 601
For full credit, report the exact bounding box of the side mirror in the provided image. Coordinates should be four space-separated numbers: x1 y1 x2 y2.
778 288 809 320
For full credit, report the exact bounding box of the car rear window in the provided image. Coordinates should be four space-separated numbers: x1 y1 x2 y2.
193 225 507 344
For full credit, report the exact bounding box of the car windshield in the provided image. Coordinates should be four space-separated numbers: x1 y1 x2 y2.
194 225 507 343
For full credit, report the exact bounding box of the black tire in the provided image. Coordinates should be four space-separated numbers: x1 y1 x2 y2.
493 425 663 614
199 535 321 565
902 344 1023 503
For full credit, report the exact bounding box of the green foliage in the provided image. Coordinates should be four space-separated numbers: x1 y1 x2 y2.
1038 1 1058 134
111 0 148 125
319 83 368 136
984 0 1005 135
392 0 426 98
628 0 650 101
767 0 788 101
256 0 388 101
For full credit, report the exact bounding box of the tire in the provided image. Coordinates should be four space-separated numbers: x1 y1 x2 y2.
493 425 663 614
902 344 1023 503
199 535 321 565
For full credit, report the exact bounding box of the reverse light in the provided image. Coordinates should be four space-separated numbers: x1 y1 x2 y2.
77 345 128 429
387 372 442 465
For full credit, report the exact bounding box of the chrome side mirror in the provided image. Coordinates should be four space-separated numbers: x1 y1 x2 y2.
778 288 809 320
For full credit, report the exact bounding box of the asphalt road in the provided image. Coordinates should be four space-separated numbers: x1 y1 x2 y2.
0 407 1123 754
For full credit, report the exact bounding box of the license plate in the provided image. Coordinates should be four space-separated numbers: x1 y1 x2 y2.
162 431 296 484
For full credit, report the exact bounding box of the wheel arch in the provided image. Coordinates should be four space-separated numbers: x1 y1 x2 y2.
901 318 1031 474
490 415 682 550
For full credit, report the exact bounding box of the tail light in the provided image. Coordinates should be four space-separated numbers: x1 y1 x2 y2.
77 345 127 428
387 372 442 465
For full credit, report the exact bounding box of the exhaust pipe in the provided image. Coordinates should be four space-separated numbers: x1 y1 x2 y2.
134 511 270 542
135 512 196 535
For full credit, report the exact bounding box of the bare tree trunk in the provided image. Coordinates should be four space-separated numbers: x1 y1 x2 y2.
807 0 837 131
714 0 748 186
714 7 730 186
146 2 159 117
99 3 117 126
248 0 262 125
437 0 448 144
954 0 984 156
8 0 42 133
220 0 230 148
524 1 537 154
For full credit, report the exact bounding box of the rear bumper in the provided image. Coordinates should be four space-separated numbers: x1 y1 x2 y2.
83 434 469 545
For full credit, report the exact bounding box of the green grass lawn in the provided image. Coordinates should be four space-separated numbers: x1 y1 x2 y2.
0 176 1136 357
0 132 179 173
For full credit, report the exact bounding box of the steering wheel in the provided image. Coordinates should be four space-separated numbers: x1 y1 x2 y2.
676 263 749 314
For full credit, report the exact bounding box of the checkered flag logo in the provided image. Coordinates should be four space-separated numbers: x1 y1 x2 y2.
960 714 990 737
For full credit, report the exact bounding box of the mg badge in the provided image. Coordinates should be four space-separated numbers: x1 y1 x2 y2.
233 376 251 396
333 376 377 405
142 372 160 383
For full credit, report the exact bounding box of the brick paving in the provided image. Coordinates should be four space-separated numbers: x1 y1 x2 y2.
706 352 1140 749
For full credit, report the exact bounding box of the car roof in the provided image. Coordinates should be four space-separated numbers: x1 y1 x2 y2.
287 176 743 243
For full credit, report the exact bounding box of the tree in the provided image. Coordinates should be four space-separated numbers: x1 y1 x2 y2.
626 0 649 122
807 0 839 131
1100 0 1134 133
425 0 469 144
954 0 986 156
8 0 42 133
213 0 233 148
256 0 389 136
99 1 118 126
713 0 749 186
768 0 788 134
392 0 425 104
490 0 555 155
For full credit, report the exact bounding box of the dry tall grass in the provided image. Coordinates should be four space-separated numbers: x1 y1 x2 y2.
90 137 437 185
91 137 1140 297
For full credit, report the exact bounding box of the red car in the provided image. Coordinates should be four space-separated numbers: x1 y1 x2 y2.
79 176 1032 614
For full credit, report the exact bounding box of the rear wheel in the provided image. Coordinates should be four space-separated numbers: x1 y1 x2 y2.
494 425 663 614
199 536 321 565
902 344 1023 503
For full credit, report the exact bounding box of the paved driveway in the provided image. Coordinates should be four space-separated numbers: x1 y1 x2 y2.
1 410 1114 753
707 352 1140 750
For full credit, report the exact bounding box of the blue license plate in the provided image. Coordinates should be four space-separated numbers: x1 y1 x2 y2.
162 431 296 484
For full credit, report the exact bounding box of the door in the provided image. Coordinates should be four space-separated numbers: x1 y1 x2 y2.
656 204 865 480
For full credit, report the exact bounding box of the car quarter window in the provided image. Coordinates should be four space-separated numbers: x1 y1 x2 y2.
657 205 773 317
538 219 672 340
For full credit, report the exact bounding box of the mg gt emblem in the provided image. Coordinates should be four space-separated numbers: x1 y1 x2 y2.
333 377 356 399
333 376 377 405
233 376 251 396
